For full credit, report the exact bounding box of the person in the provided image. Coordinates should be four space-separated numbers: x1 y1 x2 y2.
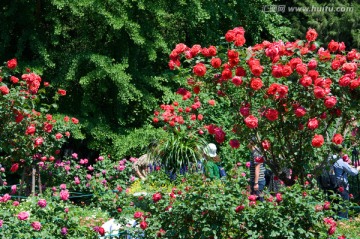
248 138 266 202
333 145 360 218
203 143 221 180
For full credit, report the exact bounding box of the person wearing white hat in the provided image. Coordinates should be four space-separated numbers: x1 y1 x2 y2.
203 143 221 180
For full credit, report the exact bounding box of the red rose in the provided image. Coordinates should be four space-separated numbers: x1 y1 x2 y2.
71 117 79 124
239 106 250 117
208 45 217 56
221 68 232 79
272 64 283 78
250 65 263 76
323 201 331 210
55 133 63 139
235 205 245 213
234 34 246 47
235 67 246 76
10 76 19 84
10 163 19 173
328 40 339 52
332 134 343 145
327 226 336 235
295 63 307 75
307 59 317 69
299 76 312 87
339 42 346 51
229 139 240 149
34 137 44 146
294 107 306 117
347 49 357 61
264 108 279 121
140 221 148 230
262 140 271 150
25 125 36 135
306 28 318 42
244 115 258 129
225 30 236 42
153 117 159 123
338 76 351 87
289 57 302 69
98 227 105 236
193 63 206 77
282 65 293 77
58 89 66 96
308 70 319 80
231 76 243 86
7 58 17 69
307 118 319 130
331 60 341 70
342 62 357 73
311 134 324 147
152 192 162 203
134 211 144 219
313 86 325 99
190 44 201 57
0 85 10 95
208 100 215 106
214 127 226 144
250 78 263 91
324 96 337 108
210 58 221 68
227 49 239 59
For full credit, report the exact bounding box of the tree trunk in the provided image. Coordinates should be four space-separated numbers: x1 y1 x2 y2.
31 166 36 195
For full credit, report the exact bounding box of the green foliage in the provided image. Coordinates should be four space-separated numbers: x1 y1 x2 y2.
0 0 292 156
277 0 360 49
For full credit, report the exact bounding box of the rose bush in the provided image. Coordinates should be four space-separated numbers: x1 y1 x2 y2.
0 59 81 194
163 27 360 185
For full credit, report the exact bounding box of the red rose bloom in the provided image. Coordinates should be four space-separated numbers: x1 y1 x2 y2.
299 76 312 87
225 30 236 42
324 96 337 108
98 227 105 236
332 134 343 145
307 118 319 130
244 115 258 128
306 28 318 42
264 108 279 121
295 64 307 75
313 86 326 99
134 211 143 219
208 100 215 106
25 125 36 135
307 59 318 69
231 76 243 86
10 163 19 173
58 89 66 96
294 107 306 117
221 68 232 79
312 134 324 147
328 40 339 52
210 58 222 68
140 221 148 230
235 67 246 76
250 78 263 90
10 76 19 84
342 62 357 73
214 127 226 144
34 137 44 146
262 140 271 150
7 58 17 69
240 106 250 117
250 65 264 76
71 117 79 124
235 205 245 213
229 139 240 149
331 60 341 70
272 64 283 78
0 85 10 95
208 45 217 56
282 65 293 77
193 63 207 77
152 192 162 203
338 76 351 87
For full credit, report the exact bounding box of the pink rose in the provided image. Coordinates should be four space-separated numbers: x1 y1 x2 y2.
152 192 162 203
37 199 47 208
134 211 143 219
17 211 30 221
244 115 258 129
31 221 41 231
60 190 70 201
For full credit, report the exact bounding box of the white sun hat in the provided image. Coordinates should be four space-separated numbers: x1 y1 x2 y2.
204 143 217 158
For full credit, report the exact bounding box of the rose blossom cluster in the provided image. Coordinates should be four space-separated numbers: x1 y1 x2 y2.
166 27 360 154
